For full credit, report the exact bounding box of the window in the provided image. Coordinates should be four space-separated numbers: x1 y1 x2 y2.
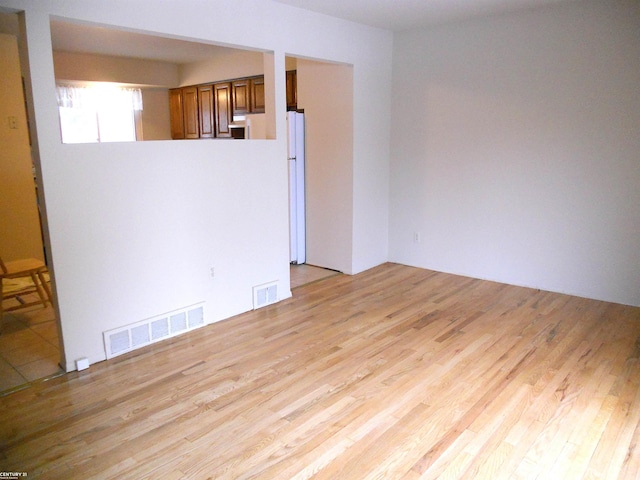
56 84 143 143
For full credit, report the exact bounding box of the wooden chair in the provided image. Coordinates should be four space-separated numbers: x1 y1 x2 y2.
0 256 53 334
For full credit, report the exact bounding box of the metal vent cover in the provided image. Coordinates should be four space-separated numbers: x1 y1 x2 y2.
253 281 279 309
104 303 205 359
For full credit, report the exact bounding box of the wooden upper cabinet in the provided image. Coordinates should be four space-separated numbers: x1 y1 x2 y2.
169 74 268 140
182 86 200 139
169 88 185 139
232 79 251 115
286 70 297 111
233 76 264 115
197 85 215 139
250 76 265 113
214 82 233 138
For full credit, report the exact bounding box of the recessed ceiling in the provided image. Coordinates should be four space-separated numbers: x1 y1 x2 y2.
271 0 575 31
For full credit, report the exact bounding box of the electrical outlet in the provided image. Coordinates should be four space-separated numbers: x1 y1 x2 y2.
413 232 421 243
210 266 215 278
8 116 17 129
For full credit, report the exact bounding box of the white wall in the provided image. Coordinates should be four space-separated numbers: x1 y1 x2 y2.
0 0 393 369
0 33 43 261
389 0 640 306
297 59 353 273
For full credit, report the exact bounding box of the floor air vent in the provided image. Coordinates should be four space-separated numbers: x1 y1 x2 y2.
104 303 205 359
253 281 278 309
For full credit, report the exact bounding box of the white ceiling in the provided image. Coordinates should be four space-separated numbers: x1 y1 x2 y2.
8 0 576 65
49 20 243 64
271 0 574 31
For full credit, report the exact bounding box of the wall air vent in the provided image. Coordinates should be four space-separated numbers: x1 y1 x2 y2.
253 281 279 309
103 303 205 359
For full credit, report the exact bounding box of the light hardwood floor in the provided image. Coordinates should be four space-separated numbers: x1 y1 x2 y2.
1 263 639 479
290 264 340 289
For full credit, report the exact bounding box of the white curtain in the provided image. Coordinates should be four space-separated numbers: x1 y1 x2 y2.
56 84 143 111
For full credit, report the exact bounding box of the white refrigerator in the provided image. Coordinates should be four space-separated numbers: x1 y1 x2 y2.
288 111 306 264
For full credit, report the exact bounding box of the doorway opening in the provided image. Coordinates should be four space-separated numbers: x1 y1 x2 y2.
0 11 63 394
285 55 354 276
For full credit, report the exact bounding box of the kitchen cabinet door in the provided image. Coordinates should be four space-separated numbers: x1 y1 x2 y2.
286 70 297 111
250 76 265 113
198 84 215 138
232 79 251 115
182 86 200 139
214 82 233 138
169 88 185 139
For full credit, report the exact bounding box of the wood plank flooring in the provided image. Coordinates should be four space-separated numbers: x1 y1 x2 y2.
1 263 639 479
290 264 340 289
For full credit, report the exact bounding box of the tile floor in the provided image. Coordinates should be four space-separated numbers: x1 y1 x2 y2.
0 294 62 395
